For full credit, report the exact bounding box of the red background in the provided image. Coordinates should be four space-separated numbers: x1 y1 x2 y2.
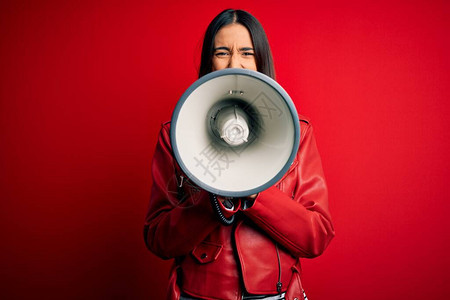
1 0 449 299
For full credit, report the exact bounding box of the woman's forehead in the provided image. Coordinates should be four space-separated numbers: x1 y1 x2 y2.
214 23 253 47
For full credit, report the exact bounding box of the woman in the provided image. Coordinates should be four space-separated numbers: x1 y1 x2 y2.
144 9 334 300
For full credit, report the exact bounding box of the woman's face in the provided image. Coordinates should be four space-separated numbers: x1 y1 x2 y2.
212 23 257 71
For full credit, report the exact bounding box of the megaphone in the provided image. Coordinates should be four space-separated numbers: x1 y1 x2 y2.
171 68 300 197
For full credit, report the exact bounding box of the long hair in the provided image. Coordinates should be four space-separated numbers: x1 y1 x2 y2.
199 9 275 79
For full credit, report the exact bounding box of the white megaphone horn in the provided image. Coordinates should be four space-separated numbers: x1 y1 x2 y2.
170 68 300 198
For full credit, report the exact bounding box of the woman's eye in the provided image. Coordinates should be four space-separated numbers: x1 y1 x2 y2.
242 52 255 57
215 52 230 57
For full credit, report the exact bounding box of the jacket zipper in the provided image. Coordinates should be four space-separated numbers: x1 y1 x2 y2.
275 243 282 294
178 175 184 187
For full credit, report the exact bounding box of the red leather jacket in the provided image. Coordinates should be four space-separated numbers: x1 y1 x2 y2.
144 116 334 300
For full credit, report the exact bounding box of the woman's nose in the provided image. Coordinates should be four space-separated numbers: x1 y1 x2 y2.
228 53 242 69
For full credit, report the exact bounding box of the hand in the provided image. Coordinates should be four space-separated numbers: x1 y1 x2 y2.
241 193 258 210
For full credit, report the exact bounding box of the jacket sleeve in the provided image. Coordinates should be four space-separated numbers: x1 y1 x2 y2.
242 121 335 258
144 123 220 259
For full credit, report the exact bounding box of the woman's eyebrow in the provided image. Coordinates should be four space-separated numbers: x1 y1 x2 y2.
213 46 254 52
214 46 231 51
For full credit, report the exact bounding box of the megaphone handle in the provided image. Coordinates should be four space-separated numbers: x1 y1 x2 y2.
209 193 235 226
